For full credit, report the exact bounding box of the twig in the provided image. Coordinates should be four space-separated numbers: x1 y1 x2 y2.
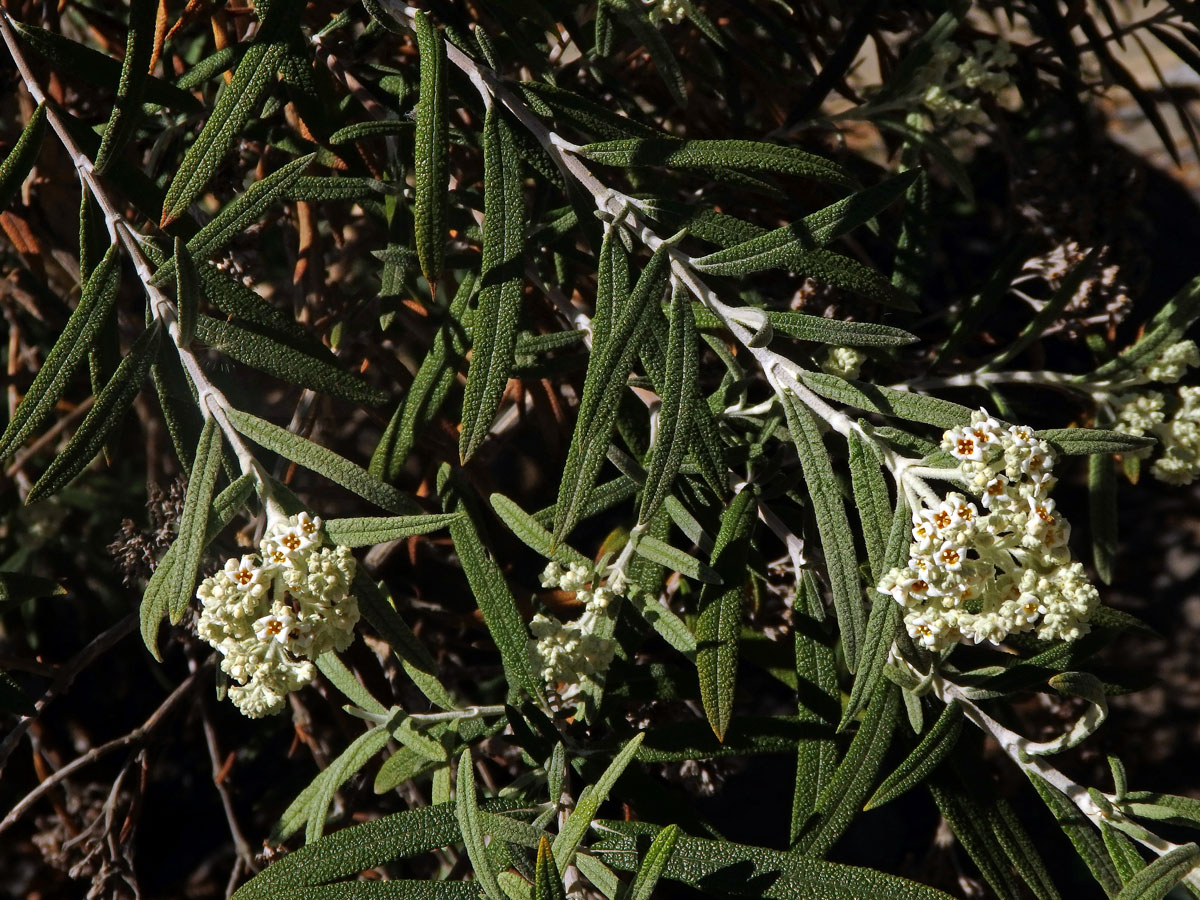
0 656 213 837
0 613 137 775
200 697 255 875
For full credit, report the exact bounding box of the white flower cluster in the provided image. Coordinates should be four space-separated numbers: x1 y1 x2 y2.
877 410 1098 651
529 561 617 692
1108 340 1200 483
918 39 1016 127
820 345 866 380
196 513 359 718
1151 386 1200 485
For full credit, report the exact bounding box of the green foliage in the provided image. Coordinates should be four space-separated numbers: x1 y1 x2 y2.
6 3 1200 899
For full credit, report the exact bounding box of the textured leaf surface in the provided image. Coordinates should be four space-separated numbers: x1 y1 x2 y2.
552 733 644 871
226 409 418 513
696 489 755 740
324 514 461 547
413 10 448 290
161 40 286 224
28 324 162 502
460 104 525 461
94 0 155 173
192 314 386 405
591 820 955 899
866 701 963 810
690 306 916 347
168 415 223 623
781 394 864 667
579 139 855 189
0 244 121 459
0 102 46 210
801 373 972 429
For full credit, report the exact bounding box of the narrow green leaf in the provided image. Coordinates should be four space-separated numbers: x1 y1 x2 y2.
413 10 448 291
1093 277 1200 382
316 652 387 716
15 23 200 111
1104 822 1148 885
639 284 696 525
847 433 888 577
460 104 525 462
1121 792 1200 829
248 800 522 898
801 373 972 429
696 489 755 740
94 0 155 173
226 408 418 513
865 701 963 810
591 819 956 900
1037 428 1155 457
372 272 475 481
1089 453 1118 585
791 571 840 842
161 40 286 225
780 394 864 667
193 314 386 405
0 244 121 459
28 323 162 503
1114 844 1200 900
552 733 644 871
607 0 687 105
928 775 1023 900
440 468 542 703
323 513 461 548
552 245 669 542
306 726 391 843
256 883 478 900
353 573 455 711
794 683 900 857
690 305 916 347
489 494 591 568
633 534 720 584
578 139 855 190
173 237 201 346
457 749 505 900
0 102 46 209
328 120 414 144
627 824 679 900
535 837 567 900
185 154 315 263
140 474 255 659
1028 773 1124 898
168 415 223 623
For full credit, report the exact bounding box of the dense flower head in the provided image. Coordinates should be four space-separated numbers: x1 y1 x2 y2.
820 345 866 380
1152 386 1200 485
1145 340 1200 384
877 410 1098 651
530 561 618 695
196 512 359 718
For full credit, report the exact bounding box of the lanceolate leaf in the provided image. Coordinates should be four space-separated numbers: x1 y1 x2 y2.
551 732 644 871
0 101 46 210
173 237 201 346
1037 428 1155 456
800 373 972 429
606 0 687 105
323 513 461 547
179 154 315 264
94 0 156 174
439 467 542 704
865 701 963 810
1090 453 1118 585
696 489 756 741
456 749 505 900
371 271 475 481
638 283 696 526
489 493 592 568
627 824 680 900
1113 844 1200 900
140 475 255 659
193 314 387 405
306 727 391 843
225 408 419 513
413 10 448 291
236 800 523 900
1027 774 1124 898
780 394 865 667
690 305 917 348
552 244 669 543
591 819 956 900
161 40 286 225
847 433 888 577
578 139 855 190
535 837 567 900
0 243 121 460
459 104 525 462
27 323 163 503
168 415 223 623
